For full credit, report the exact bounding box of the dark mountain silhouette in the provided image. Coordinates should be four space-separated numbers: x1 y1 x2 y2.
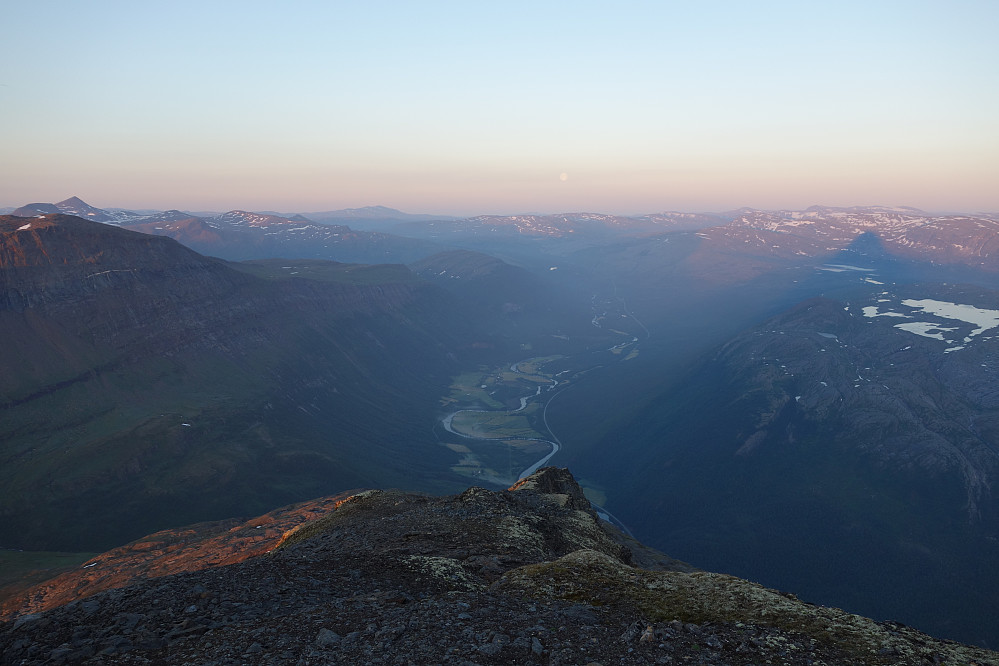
302 205 457 231
585 290 999 646
409 249 602 350
0 214 485 552
11 202 61 217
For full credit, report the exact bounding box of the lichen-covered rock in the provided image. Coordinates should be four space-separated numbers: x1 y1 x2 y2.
497 548 995 664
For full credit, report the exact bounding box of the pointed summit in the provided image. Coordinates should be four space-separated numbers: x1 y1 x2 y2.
55 196 90 208
53 196 114 221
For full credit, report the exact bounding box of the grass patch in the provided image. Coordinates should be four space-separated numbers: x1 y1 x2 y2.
442 357 562 411
234 259 416 284
449 439 553 486
0 550 97 602
581 485 607 507
499 549 992 664
450 410 538 439
441 369 506 409
513 355 563 375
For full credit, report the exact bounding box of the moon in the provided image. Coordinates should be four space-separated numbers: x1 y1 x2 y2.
559 172 568 182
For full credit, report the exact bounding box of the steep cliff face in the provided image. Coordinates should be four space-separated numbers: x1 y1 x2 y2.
1 215 261 361
0 215 478 552
1 468 994 665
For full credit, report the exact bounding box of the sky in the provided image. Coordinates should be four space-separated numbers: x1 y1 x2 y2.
2 1 997 216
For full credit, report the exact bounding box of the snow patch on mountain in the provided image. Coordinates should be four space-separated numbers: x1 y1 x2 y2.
861 295 999 350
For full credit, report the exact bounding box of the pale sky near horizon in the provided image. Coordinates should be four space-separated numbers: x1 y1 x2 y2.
2 1 997 216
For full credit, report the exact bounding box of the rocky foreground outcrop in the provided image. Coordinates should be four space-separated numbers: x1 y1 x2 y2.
0 493 358 622
1 468 995 665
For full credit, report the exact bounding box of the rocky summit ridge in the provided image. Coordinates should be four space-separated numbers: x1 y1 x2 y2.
2 468 995 665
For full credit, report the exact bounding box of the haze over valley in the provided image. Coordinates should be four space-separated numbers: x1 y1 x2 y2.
3 197 999 652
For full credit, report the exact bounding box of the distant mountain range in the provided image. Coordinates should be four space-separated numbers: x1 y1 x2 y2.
12 196 140 223
9 198 452 227
11 198 448 264
397 211 726 239
11 197 999 275
691 206 999 276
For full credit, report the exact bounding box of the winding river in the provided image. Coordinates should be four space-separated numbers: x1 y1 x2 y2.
439 292 649 537
441 364 560 481
440 353 637 538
